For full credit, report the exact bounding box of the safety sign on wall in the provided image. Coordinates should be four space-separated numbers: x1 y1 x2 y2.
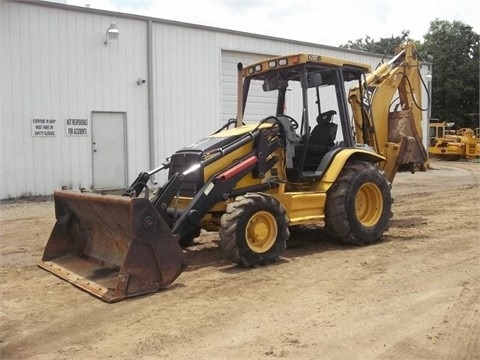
66 118 89 136
31 118 56 137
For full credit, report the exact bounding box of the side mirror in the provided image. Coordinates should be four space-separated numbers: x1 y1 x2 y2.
263 77 288 91
305 72 323 88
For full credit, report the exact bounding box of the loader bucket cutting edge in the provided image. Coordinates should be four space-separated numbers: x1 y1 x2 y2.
38 190 188 302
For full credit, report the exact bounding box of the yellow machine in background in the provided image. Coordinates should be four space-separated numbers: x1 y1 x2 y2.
39 42 429 302
428 120 480 160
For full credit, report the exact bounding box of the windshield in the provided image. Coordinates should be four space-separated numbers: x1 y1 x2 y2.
242 64 344 142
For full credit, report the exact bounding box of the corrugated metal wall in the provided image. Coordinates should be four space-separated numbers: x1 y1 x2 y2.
151 23 220 166
1 0 149 198
0 0 430 198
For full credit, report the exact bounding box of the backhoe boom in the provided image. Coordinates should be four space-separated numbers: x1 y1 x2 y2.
349 41 428 182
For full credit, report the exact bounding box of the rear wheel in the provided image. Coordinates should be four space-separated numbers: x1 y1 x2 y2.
219 193 289 267
325 161 392 245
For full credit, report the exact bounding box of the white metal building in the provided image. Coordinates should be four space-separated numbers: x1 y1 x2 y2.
0 0 431 199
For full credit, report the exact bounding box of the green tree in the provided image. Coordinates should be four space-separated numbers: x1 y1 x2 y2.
340 30 411 56
420 19 479 127
341 21 479 129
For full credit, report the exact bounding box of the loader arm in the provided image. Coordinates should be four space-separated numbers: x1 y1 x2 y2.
156 126 282 240
37 126 281 303
349 41 428 183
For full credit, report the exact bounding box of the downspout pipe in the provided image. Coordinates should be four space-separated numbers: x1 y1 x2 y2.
147 19 155 172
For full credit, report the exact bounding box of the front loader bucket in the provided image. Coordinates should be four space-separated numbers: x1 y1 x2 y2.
38 190 188 302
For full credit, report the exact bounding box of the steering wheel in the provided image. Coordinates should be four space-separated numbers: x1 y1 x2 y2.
278 114 299 129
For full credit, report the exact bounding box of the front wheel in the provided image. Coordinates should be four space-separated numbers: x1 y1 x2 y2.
219 193 289 267
325 161 392 245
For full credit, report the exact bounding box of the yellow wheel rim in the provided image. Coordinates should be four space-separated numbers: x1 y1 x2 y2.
355 182 383 227
245 211 277 253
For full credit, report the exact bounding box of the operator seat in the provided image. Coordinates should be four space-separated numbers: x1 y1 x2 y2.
301 110 338 172
289 110 339 176
309 110 338 148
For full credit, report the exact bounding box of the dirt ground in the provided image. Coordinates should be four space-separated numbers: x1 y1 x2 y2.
1 159 479 360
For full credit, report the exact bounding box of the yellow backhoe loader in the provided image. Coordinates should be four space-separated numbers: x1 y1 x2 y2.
428 121 480 160
39 42 429 302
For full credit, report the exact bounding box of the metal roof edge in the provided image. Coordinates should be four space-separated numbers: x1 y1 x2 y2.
11 0 414 61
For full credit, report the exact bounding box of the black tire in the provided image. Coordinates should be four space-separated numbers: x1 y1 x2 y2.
219 193 289 267
178 226 201 247
325 161 392 245
438 154 461 161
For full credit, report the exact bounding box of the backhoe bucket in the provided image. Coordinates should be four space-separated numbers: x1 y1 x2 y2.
38 190 188 302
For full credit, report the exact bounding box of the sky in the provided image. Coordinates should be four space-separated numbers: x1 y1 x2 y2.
58 0 479 47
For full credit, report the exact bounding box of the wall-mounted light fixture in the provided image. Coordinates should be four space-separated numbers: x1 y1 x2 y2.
104 22 119 46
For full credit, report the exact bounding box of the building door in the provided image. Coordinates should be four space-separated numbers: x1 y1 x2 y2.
91 112 127 189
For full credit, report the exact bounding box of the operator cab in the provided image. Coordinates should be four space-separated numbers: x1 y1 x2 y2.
240 57 368 182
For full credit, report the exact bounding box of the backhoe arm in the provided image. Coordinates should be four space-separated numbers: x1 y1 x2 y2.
349 41 428 183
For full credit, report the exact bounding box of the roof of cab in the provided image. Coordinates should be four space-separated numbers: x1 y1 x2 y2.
242 53 372 77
